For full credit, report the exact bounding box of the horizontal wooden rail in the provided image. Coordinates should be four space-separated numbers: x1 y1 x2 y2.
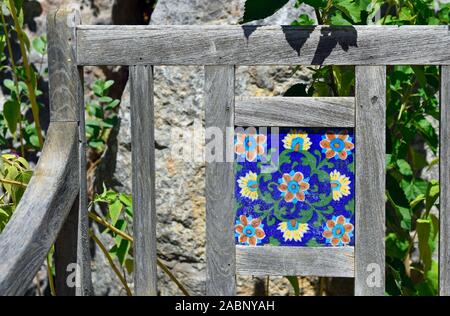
0 122 79 295
76 25 450 66
235 97 355 127
236 246 354 277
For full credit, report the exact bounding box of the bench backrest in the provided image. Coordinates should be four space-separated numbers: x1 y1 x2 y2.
47 8 450 296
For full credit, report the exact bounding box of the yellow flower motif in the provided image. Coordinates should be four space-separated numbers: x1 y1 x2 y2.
277 220 309 242
330 170 351 201
282 130 312 152
238 171 258 201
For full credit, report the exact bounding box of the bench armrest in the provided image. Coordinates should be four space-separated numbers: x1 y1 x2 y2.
0 122 79 295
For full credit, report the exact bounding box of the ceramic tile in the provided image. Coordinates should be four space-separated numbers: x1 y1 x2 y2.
234 127 355 247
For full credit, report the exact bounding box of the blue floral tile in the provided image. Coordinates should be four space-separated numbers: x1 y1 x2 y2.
234 128 355 247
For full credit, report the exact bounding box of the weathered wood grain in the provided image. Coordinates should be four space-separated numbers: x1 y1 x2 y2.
235 97 355 127
205 66 236 295
76 25 450 66
55 196 79 296
47 8 81 121
130 65 157 296
48 8 92 296
76 68 94 296
355 66 386 296
440 66 450 296
236 246 354 277
0 122 79 296
77 96 93 296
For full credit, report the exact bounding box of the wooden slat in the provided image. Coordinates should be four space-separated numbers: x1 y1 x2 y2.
55 197 79 296
130 65 157 296
76 25 450 66
440 66 450 296
48 8 81 121
355 66 386 296
77 78 93 296
236 246 354 277
47 8 92 296
235 97 355 127
205 66 236 295
0 122 79 295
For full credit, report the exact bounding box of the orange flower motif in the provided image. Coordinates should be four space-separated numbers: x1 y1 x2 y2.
235 129 266 162
319 130 354 160
322 215 354 246
278 171 310 204
235 215 265 246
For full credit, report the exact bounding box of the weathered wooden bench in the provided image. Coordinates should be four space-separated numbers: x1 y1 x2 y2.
1 7 450 296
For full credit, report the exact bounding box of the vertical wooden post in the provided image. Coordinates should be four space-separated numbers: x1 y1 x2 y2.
48 8 92 296
355 66 386 296
77 66 92 296
205 66 236 295
440 66 450 296
130 65 158 296
55 198 79 296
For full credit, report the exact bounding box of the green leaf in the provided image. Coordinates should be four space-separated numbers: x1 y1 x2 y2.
415 118 438 154
32 36 46 55
387 191 411 230
99 96 113 103
409 194 425 209
113 219 127 245
108 199 122 225
397 205 411 230
88 140 104 150
385 233 409 260
92 84 104 96
0 209 10 218
417 219 432 274
285 276 300 296
242 0 289 23
332 66 354 95
119 193 132 207
103 80 114 90
86 119 102 127
330 10 352 25
397 159 413 176
112 219 131 266
30 135 40 148
106 99 120 110
292 13 316 25
3 100 21 134
398 7 414 22
411 148 428 171
334 0 365 23
425 180 439 214
3 79 15 92
400 178 428 201
386 154 393 169
421 260 439 295
116 239 131 266
411 66 427 89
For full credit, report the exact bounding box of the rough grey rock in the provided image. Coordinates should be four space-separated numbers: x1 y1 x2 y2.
112 0 316 296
